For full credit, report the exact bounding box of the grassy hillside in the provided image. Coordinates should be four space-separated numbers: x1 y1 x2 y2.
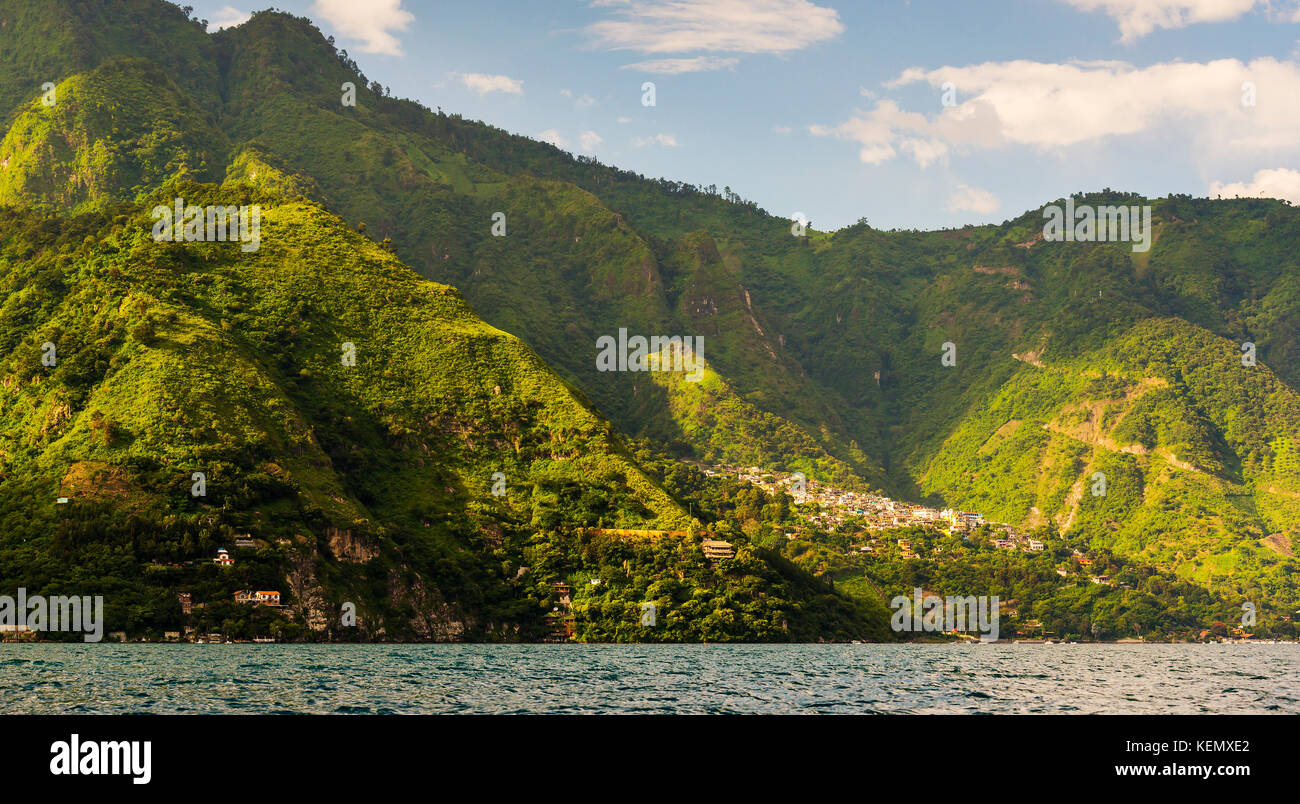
920 317 1300 600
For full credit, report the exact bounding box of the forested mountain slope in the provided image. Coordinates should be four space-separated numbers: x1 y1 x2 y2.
0 0 1296 627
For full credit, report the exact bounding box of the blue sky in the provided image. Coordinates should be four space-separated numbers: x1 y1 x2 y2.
190 0 1300 231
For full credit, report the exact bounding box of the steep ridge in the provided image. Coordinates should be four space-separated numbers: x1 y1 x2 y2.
213 9 888 487
0 33 893 638
0 58 229 211
0 174 891 639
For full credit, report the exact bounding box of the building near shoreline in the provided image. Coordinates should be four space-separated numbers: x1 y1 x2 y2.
234 590 282 606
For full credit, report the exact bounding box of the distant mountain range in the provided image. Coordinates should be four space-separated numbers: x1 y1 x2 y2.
0 0 1296 639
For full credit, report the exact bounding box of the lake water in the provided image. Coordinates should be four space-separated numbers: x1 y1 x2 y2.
3 643 1297 714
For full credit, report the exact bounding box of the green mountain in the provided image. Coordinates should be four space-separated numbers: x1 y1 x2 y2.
0 58 227 211
0 2 890 642
2 0 1298 636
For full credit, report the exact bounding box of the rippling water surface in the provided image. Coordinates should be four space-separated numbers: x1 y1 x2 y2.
2 643 1297 714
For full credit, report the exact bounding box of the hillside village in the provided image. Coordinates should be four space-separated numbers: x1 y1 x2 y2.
691 464 1157 600
703 464 1045 552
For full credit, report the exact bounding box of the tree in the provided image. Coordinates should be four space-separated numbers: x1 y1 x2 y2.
131 320 156 345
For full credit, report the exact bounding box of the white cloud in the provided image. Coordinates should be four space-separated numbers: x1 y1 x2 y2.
580 130 604 151
588 0 842 71
538 129 568 149
207 6 251 30
809 99 949 166
561 89 599 108
311 0 414 56
813 57 1300 168
772 124 792 134
900 138 949 168
453 72 524 95
632 133 680 147
946 184 1001 215
1058 0 1260 42
618 116 632 123
619 56 739 74
1210 167 1300 202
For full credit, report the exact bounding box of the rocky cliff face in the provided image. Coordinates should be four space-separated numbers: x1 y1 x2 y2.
285 548 333 635
326 526 380 563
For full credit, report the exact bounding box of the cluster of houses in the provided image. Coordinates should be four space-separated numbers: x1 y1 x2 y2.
706 464 1008 537
886 533 1046 558
704 464 1123 572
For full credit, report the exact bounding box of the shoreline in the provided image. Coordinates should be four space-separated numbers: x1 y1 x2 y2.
4 638 1296 646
